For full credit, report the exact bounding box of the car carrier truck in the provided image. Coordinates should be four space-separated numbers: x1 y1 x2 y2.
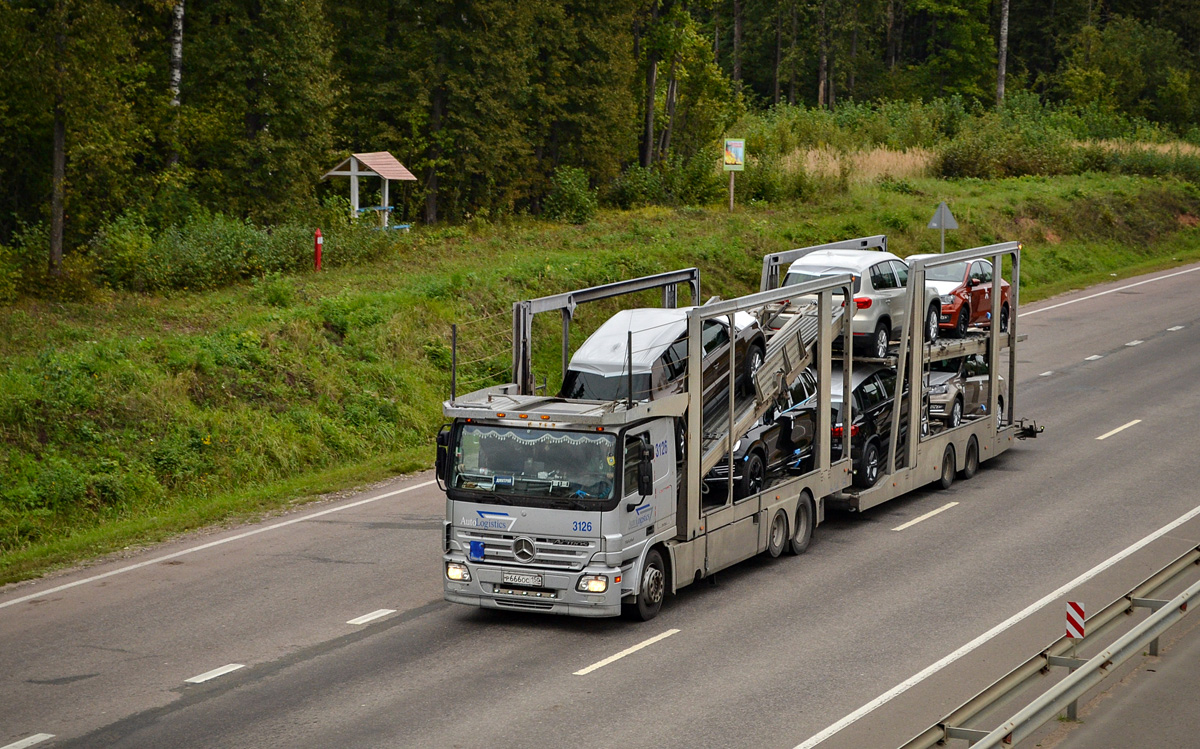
436 241 1038 621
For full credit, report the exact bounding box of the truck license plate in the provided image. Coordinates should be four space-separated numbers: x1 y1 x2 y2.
502 571 543 587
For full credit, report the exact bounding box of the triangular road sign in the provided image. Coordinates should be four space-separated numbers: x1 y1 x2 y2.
928 201 958 230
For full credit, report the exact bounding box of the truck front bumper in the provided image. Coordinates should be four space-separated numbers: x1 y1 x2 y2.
443 555 625 618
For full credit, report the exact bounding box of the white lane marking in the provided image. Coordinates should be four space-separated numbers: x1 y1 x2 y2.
1039 371 1054 377
1021 265 1200 317
792 501 1200 749
574 629 680 676
1126 339 1143 347
1085 355 1103 361
0 480 437 611
1 735 55 749
892 503 958 532
347 609 396 625
185 663 245 684
1168 325 1184 331
1097 420 1142 441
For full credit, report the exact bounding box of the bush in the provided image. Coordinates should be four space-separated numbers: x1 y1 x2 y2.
544 167 598 224
937 113 1078 178
605 166 665 209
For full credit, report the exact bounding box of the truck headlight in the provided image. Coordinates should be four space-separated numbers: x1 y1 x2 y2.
446 562 471 582
577 575 608 593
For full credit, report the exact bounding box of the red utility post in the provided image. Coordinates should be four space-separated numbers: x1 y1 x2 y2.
314 228 323 271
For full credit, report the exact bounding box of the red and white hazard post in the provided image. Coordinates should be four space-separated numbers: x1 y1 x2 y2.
1066 601 1085 639
314 228 324 271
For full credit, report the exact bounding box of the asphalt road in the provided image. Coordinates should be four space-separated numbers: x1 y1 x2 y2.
2 261 1199 749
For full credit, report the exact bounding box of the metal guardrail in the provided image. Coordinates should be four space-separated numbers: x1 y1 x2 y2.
902 546 1200 748
972 576 1200 747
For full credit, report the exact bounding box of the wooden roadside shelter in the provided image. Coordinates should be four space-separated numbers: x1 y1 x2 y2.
322 152 417 227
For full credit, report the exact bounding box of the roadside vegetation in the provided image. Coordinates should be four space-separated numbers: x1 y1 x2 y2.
2 171 1200 584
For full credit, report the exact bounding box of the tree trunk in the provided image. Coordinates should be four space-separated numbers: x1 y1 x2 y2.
848 6 858 98
996 0 1010 105
50 7 66 277
773 7 782 105
817 1 828 108
641 49 658 167
168 0 185 166
712 3 719 63
658 56 680 159
886 0 897 69
788 3 797 104
733 0 742 84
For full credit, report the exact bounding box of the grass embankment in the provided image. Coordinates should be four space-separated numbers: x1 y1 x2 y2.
3 173 1199 583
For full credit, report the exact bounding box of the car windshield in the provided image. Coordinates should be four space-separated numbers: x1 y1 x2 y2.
561 370 655 401
782 270 859 294
924 261 969 283
451 425 617 506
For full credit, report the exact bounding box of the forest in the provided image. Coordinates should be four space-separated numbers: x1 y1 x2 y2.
1 0 1199 295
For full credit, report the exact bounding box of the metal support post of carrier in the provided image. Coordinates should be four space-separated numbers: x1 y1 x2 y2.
435 238 1038 621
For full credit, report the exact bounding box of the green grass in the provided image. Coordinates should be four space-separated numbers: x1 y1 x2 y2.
2 173 1199 584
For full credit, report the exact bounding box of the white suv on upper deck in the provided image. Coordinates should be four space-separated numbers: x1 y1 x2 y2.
782 250 941 359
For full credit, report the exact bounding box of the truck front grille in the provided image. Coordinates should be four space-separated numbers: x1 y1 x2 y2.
457 529 597 571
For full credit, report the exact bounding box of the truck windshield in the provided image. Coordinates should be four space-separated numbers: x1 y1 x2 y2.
450 425 618 506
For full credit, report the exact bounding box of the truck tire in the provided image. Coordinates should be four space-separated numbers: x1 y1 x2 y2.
937 444 956 490
766 509 788 558
624 548 666 621
960 437 979 479
787 493 814 555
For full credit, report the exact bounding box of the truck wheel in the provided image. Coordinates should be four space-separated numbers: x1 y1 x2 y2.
787 493 814 555
855 440 881 488
949 397 963 428
624 549 666 621
937 444 956 490
766 509 788 558
960 437 979 479
926 304 940 343
954 304 969 337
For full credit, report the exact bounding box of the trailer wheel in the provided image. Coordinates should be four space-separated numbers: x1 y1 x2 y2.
960 437 979 480
624 548 666 621
787 493 814 555
937 444 956 490
766 509 788 558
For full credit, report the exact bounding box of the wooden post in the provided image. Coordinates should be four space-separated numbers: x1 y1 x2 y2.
349 157 360 220
729 171 735 212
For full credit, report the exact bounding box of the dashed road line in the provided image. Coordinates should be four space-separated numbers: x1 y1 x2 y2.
1168 325 1184 331
892 502 958 532
1126 339 1144 347
0 479 437 611
574 629 680 676
1039 371 1054 377
1097 420 1142 441
1085 354 1103 361
792 502 1200 749
347 609 396 625
1 735 55 749
185 663 245 684
1020 265 1200 317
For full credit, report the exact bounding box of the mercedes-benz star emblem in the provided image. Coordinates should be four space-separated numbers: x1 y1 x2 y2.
513 537 536 563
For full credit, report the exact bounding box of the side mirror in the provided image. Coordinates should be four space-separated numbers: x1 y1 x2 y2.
967 277 978 288
637 441 654 496
435 425 451 485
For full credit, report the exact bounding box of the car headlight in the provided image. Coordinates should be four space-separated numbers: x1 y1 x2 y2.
732 439 742 453
929 384 948 395
577 575 608 593
446 562 471 582
939 294 955 305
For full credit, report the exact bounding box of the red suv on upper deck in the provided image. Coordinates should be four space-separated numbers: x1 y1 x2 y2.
909 255 1011 337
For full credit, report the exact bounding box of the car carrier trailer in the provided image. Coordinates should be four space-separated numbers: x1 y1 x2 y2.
437 270 856 620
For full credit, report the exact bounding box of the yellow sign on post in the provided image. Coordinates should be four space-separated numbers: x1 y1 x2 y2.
724 138 744 212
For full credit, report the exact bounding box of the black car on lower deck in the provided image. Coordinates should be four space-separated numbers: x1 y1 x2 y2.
704 368 821 502
829 362 914 488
